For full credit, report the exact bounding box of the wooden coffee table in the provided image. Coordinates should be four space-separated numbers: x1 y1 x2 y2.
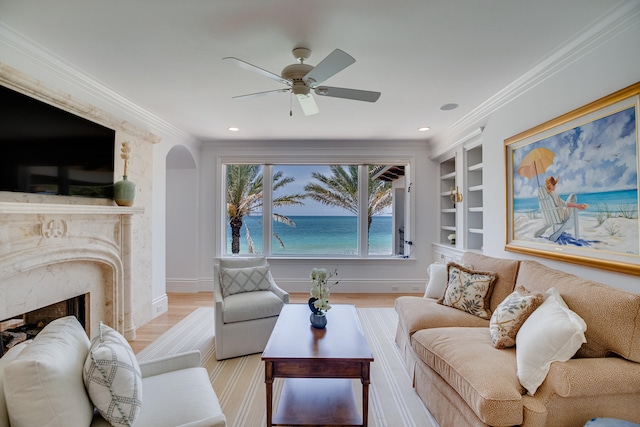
262 304 374 427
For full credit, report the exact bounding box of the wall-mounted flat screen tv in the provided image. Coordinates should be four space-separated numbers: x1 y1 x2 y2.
0 85 115 198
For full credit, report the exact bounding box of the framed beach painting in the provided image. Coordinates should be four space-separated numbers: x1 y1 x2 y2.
505 82 640 275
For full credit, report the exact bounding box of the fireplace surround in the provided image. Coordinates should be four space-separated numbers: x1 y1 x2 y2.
0 201 142 339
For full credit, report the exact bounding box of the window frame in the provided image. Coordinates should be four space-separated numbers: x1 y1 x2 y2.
218 155 415 260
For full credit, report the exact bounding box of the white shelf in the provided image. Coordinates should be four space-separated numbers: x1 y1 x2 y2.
467 163 483 172
441 225 456 231
441 208 456 213
468 184 483 192
469 228 484 234
440 171 456 180
468 207 483 213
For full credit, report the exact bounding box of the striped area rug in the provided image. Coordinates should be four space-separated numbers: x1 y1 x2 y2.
137 306 437 427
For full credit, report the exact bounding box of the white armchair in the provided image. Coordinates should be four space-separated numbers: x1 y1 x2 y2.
214 257 289 360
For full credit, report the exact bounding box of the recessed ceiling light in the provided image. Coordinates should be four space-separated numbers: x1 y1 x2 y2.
440 103 458 111
228 127 240 132
418 127 431 132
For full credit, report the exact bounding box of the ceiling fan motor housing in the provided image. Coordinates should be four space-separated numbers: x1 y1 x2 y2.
281 63 314 95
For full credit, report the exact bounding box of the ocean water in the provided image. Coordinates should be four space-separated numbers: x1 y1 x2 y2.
226 215 394 255
514 189 638 215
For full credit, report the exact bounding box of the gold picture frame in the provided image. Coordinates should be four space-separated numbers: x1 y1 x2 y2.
505 82 640 275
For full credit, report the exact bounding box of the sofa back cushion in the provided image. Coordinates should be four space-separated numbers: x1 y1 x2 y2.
3 316 94 427
0 341 30 427
516 260 640 361
460 252 520 313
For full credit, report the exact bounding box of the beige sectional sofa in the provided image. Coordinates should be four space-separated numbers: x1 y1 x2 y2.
395 252 640 427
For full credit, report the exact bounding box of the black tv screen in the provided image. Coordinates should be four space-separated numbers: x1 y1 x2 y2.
0 85 115 198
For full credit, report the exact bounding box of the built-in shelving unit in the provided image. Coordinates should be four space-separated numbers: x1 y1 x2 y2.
435 129 484 252
464 143 483 250
439 155 457 245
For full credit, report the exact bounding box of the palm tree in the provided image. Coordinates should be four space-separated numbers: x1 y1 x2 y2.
303 165 392 232
226 164 305 254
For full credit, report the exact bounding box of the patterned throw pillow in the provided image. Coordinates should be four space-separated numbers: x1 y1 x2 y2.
490 286 544 349
220 265 272 297
83 322 142 427
438 262 497 319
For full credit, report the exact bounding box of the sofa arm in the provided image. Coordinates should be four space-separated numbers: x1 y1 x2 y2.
540 357 640 398
139 350 201 378
178 414 227 427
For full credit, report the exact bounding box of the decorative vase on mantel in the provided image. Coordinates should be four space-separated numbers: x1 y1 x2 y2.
113 141 136 206
114 175 136 207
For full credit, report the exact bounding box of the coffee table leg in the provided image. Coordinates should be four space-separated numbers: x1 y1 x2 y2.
362 362 370 427
265 362 273 427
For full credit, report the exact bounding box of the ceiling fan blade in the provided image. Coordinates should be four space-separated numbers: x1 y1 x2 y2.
296 93 319 115
314 86 381 102
222 57 291 86
302 49 355 87
232 88 290 99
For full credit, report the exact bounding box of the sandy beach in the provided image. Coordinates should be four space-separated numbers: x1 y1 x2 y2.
514 213 639 255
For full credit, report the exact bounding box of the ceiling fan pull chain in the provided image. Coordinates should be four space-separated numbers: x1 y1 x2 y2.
290 92 293 116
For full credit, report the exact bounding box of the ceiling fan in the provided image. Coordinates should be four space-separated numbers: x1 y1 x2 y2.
222 47 381 116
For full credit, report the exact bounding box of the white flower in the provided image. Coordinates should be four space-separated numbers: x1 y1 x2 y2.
309 267 339 315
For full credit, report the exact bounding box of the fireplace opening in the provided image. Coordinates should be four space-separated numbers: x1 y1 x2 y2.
0 293 88 357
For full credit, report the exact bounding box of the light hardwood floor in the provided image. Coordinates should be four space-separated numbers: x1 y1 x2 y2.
129 292 416 353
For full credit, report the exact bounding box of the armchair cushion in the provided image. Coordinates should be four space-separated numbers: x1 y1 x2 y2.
222 290 285 323
84 322 142 427
219 265 272 297
135 367 225 427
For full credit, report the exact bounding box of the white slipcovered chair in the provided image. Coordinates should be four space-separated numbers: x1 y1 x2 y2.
214 257 289 360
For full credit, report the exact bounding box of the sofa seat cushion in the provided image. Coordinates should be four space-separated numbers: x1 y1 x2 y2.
223 290 285 323
411 327 524 426
395 296 489 336
135 367 223 427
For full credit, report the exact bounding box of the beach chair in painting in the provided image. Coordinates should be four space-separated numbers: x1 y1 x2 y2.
533 186 580 242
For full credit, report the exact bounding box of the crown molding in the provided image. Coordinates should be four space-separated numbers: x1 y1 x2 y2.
0 22 195 144
440 0 640 144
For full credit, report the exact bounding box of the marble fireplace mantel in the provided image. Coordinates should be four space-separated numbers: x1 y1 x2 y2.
0 201 144 339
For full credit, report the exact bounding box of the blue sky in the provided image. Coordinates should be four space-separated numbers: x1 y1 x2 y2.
272 165 347 216
513 106 638 199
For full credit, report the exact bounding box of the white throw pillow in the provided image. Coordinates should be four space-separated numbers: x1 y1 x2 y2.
424 263 448 299
84 322 142 427
516 287 587 395
220 265 272 297
4 316 94 427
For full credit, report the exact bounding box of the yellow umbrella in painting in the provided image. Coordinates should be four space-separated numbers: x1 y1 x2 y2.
517 147 555 186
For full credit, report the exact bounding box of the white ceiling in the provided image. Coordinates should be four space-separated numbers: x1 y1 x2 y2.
0 1 627 144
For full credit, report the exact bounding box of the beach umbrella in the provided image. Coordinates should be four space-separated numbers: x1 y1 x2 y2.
517 147 555 186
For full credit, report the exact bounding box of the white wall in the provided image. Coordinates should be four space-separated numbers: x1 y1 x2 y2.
198 140 436 294
166 146 202 292
432 10 640 291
